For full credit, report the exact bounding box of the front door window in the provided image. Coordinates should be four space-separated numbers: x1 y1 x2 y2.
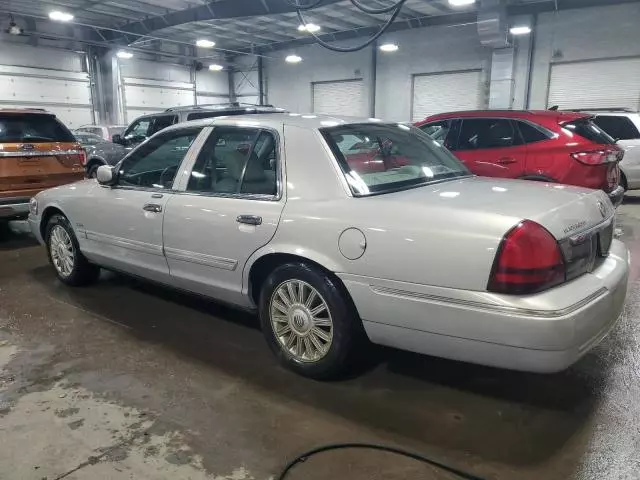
118 127 202 189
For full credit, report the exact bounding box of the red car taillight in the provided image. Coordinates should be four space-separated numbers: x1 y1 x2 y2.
571 149 621 165
488 221 565 295
56 149 86 167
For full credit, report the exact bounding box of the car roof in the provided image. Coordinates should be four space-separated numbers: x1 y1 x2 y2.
164 113 396 132
0 108 55 115
424 110 589 122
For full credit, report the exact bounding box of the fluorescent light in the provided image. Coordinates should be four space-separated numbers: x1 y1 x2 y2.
196 39 215 48
116 50 133 59
379 43 398 52
285 54 302 64
510 25 532 35
209 64 224 71
298 23 321 33
448 0 475 6
49 11 74 22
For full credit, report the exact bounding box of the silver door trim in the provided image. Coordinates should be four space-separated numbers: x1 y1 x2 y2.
164 246 238 271
85 230 163 256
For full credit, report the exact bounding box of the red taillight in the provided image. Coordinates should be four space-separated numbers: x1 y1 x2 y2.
79 149 87 166
571 150 620 165
488 220 565 295
56 149 86 167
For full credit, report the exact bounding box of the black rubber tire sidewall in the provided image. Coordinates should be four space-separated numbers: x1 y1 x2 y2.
45 214 99 286
259 262 361 380
87 163 101 179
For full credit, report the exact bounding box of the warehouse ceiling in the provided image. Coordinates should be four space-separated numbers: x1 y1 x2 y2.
0 0 637 59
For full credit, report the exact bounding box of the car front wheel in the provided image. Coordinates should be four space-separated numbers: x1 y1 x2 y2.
45 214 100 286
259 262 364 379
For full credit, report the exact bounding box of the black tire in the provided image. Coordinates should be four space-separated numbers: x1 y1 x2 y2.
620 171 628 191
87 163 102 179
45 214 100 286
259 262 364 379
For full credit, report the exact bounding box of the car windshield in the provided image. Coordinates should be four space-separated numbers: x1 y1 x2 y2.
321 123 470 196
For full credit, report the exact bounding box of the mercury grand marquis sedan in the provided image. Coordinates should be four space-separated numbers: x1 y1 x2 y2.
28 114 629 379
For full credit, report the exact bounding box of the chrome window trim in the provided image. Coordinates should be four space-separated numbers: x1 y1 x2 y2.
177 124 284 202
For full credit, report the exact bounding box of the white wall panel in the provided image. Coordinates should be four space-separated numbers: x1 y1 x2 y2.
313 80 365 116
119 59 191 83
196 69 229 105
266 44 371 114
411 71 483 121
0 45 92 128
529 3 640 108
376 24 490 121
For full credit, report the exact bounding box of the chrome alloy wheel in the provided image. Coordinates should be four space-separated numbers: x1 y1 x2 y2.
49 225 75 277
270 280 333 363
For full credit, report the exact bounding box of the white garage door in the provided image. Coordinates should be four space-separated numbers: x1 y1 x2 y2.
548 58 640 110
411 70 484 122
313 80 365 116
0 64 93 129
122 78 195 123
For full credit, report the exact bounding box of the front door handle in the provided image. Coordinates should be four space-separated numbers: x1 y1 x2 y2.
143 203 163 213
497 157 517 165
236 215 262 226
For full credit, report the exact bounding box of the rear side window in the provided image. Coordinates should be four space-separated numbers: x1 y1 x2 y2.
457 118 521 150
562 118 615 145
516 121 552 144
0 114 75 143
592 116 640 141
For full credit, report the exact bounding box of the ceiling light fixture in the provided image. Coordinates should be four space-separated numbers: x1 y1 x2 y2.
209 64 224 71
298 23 321 33
49 11 74 22
379 43 399 52
196 39 216 48
116 50 133 59
447 0 475 6
510 25 532 35
285 54 302 64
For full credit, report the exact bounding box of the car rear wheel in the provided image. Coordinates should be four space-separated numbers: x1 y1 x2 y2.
87 163 102 179
259 262 364 379
45 214 100 286
620 171 628 191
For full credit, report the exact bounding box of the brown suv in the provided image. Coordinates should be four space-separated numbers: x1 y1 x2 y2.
0 109 85 224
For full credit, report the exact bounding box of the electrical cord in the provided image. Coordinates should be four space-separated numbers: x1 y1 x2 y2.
276 442 487 480
296 0 407 52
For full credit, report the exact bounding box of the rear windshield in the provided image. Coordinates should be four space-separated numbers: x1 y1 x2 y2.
0 114 76 143
562 118 615 145
321 123 470 196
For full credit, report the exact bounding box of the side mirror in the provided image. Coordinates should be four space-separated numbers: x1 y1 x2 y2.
96 165 117 186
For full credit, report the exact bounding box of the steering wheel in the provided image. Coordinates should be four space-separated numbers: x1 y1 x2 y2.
159 165 178 188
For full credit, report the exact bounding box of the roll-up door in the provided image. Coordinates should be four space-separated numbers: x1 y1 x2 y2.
0 65 93 128
548 58 640 110
312 79 365 116
122 78 195 123
411 70 484 121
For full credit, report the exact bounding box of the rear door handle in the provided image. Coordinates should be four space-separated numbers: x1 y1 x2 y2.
143 203 163 213
236 215 262 226
497 157 517 165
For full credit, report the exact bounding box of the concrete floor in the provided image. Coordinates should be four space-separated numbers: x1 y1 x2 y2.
1 195 640 480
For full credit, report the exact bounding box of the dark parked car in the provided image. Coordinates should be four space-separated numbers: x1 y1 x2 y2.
416 110 625 206
83 103 286 177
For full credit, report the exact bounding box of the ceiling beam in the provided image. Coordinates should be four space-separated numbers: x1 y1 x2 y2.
92 0 348 42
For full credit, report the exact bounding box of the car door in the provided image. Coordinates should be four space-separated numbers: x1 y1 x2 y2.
593 115 640 188
79 126 205 283
451 118 526 179
163 125 285 307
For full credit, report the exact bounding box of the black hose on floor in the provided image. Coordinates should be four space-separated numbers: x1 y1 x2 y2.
276 442 487 480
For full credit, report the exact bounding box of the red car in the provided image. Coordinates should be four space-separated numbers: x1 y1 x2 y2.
416 110 625 206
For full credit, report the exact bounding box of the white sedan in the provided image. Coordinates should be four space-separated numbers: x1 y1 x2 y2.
28 114 629 378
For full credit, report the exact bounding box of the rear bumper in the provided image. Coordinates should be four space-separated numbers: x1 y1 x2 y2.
0 197 29 220
339 240 629 373
608 185 625 207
